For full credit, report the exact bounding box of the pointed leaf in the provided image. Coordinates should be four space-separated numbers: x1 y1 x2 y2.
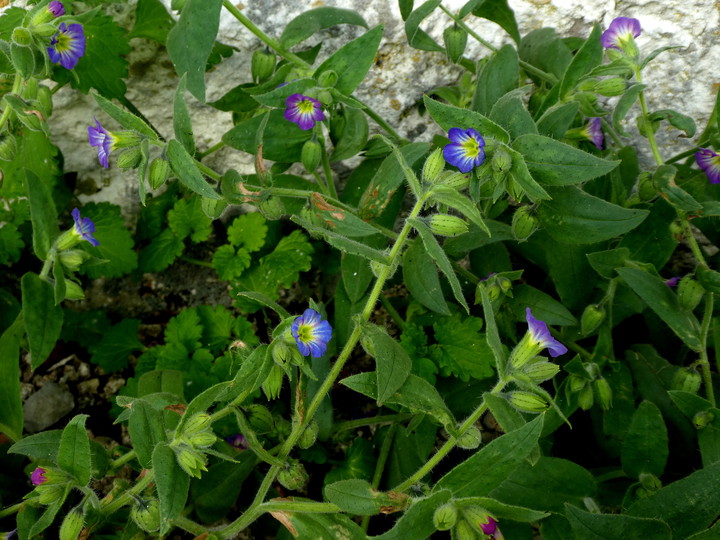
472 44 519 115
621 401 668 478
566 505 671 540
58 414 92 485
404 0 443 52
280 8 368 48
153 443 191 534
22 272 63 369
403 238 450 315
173 74 195 155
361 324 412 405
425 95 510 144
167 139 221 199
559 25 602 99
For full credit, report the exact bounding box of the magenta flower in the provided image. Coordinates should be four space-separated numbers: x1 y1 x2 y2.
48 1 65 16
291 308 332 358
87 118 117 168
665 277 680 287
695 147 720 184
284 94 324 130
584 118 603 149
601 17 641 50
526 308 568 358
30 467 47 486
480 516 500 536
72 208 99 246
443 128 486 173
47 22 85 70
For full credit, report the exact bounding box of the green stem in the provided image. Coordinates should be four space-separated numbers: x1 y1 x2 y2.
600 117 624 149
679 217 709 267
312 171 331 197
193 159 222 181
666 143 710 165
109 449 137 470
222 0 311 70
358 100 403 140
173 515 209 536
260 501 341 513
361 424 397 532
379 295 405 330
634 71 663 166
393 378 509 492
0 73 23 132
209 389 252 423
38 252 54 280
698 293 716 407
317 132 338 199
333 413 413 434
0 501 23 519
198 141 226 159
439 5 557 84
180 256 214 269
101 470 154 516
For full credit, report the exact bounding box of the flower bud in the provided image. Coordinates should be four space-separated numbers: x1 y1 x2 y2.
317 69 338 88
438 170 470 190
672 367 702 395
32 1 65 26
175 445 207 478
246 404 274 433
428 214 469 237
463 506 497 535
0 134 17 162
443 24 468 64
148 157 170 190
317 89 334 106
433 502 458 531
521 361 560 384
37 482 66 505
251 48 276 83
581 304 606 335
577 384 595 410
262 364 284 400
182 413 212 436
696 266 720 294
454 519 478 540
637 171 656 201
422 148 445 184
112 130 142 149
301 139 322 173
37 85 53 117
568 374 588 393
491 147 512 173
258 197 285 221
272 340 292 366
456 425 482 450
64 280 85 300
577 78 597 92
277 460 308 491
59 506 85 540
297 420 319 449
509 391 549 413
58 249 90 270
33 23 57 38
638 473 662 492
677 276 704 311
693 410 714 429
592 377 613 410
11 27 32 47
130 498 161 533
117 147 143 169
186 430 216 448
594 77 626 97
511 205 538 242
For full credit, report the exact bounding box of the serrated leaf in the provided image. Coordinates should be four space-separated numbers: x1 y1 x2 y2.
280 7 368 48
78 202 138 278
196 305 234 352
227 212 268 251
90 318 143 372
165 309 203 352
212 245 251 281
139 229 184 273
430 314 494 381
168 197 213 242
129 0 175 43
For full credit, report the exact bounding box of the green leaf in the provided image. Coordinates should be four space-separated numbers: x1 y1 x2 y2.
424 95 510 144
223 109 312 162
409 217 469 312
506 148 551 202
0 319 23 441
617 199 677 269
373 490 452 540
24 169 58 261
627 461 720 538
489 89 538 139
428 184 490 235
28 489 70 538
648 108 696 138
271 509 366 540
331 106 369 162
586 248 631 279
166 0 222 101
436 416 543 497
617 267 701 351
652 164 702 212
92 92 158 139
310 193 380 238
402 238 450 315
613 84 646 136
128 399 167 468
129 0 175 43
53 14 130 99
212 245 251 281
621 401 668 478
314 25 384 95
404 0 443 52
192 454 258 523
280 7 368 48
152 443 191 534
507 285 577 326
58 414 92 485
512 134 619 186
196 305 235 352
227 212 268 251
173 74 195 155
324 479 381 515
139 229 184 273
78 202 138 278
472 44 519 115
22 272 63 370
565 505 671 540
168 197 213 242
537 186 648 244
361 323 412 405
342 253 374 304
559 25 602 99
467 0 520 44
249 78 316 108
484 393 526 433
89 318 143 372
292 216 388 263
456 496 548 522
8 430 62 461
234 292 290 319
536 101 581 139
519 28 571 81
167 139 221 199
430 314 494 381
165 309 203 351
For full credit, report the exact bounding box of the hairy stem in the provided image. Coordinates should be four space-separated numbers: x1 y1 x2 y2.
698 293 716 407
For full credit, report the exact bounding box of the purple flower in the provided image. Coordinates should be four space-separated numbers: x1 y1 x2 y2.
601 17 641 50
584 118 603 150
443 128 486 173
72 208 99 246
0 529 17 540
30 467 47 486
48 1 65 16
284 93 324 131
225 433 249 449
47 22 85 70
291 308 332 358
88 118 117 168
695 147 720 184
665 276 680 287
480 516 499 535
526 308 568 358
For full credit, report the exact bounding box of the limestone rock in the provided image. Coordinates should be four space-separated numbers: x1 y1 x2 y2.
23 382 75 433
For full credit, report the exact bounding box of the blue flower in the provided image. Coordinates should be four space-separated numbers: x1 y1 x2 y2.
284 93 324 131
601 17 641 50
87 118 117 169
443 128 486 173
291 308 332 358
48 1 65 16
583 117 603 149
526 308 567 358
72 207 99 247
47 22 85 70
695 147 720 184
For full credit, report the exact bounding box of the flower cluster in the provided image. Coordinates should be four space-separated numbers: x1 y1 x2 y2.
284 93 324 131
291 308 332 358
47 22 85 70
695 148 720 184
443 128 486 173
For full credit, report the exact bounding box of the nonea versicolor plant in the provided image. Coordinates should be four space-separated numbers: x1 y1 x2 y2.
1 1 720 539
